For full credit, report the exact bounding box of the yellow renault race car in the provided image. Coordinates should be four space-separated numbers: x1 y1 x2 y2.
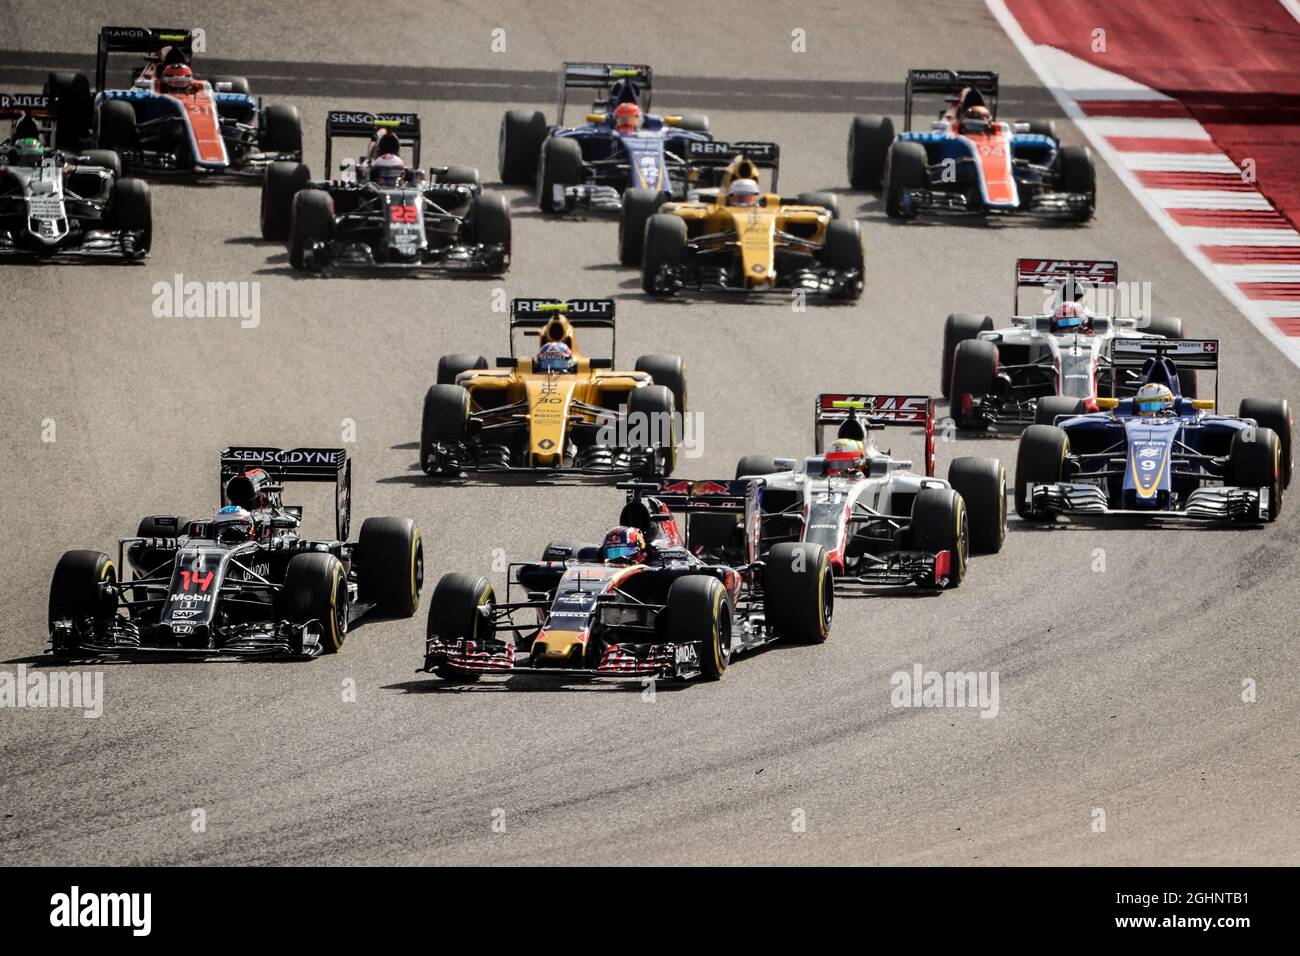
631 143 864 301
420 298 685 478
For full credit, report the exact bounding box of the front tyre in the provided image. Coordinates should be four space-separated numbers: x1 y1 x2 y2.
909 488 968 588
664 576 731 680
288 189 334 270
763 542 833 643
283 553 348 654
49 550 117 651
1015 425 1070 520
641 214 687 295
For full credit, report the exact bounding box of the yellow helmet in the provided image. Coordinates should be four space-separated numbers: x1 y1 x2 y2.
827 437 865 475
1134 383 1175 417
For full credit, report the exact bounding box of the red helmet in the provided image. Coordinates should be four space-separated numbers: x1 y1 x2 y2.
601 526 646 564
162 63 193 93
614 102 642 133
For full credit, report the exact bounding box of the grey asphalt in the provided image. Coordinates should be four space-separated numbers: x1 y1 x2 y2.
1 0 1296 866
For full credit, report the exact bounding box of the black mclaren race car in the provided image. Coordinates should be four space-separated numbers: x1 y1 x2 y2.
47 447 424 660
260 110 510 273
423 479 832 683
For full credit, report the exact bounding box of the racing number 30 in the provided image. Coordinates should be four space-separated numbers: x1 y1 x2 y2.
389 204 418 223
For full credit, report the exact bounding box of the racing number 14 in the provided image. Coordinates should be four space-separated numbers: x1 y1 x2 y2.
180 570 214 592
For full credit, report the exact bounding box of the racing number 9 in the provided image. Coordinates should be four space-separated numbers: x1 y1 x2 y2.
389 204 418 223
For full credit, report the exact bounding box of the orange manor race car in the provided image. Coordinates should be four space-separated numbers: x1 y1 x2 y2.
637 145 864 300
420 298 686 478
422 478 832 683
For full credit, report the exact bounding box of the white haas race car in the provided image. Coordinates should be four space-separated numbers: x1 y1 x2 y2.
944 258 1192 430
0 92 151 260
718 393 1007 590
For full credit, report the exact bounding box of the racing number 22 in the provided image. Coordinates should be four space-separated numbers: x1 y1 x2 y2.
389 204 418 223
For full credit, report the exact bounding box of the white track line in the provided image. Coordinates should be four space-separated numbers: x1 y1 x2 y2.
1148 190 1275 210
985 0 1300 369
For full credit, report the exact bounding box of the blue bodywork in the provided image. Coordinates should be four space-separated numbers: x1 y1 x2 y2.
95 86 263 171
897 128 1056 210
553 113 711 196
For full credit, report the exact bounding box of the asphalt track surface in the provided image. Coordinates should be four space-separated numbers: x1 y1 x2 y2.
1 0 1297 866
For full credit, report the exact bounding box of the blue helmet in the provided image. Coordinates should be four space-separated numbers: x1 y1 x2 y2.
213 505 253 544
536 341 576 374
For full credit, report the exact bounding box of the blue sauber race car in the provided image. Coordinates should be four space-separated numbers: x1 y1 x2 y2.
1015 338 1293 524
43 26 301 177
847 69 1094 221
497 62 716 213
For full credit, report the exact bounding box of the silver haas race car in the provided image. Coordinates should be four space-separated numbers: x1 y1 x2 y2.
47 447 423 659
0 92 151 260
944 258 1191 430
722 393 1007 590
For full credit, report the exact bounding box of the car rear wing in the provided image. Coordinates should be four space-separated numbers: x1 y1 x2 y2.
684 140 781 191
508 298 616 365
219 446 352 541
0 92 52 119
558 62 652 124
814 393 936 476
904 69 999 131
1015 257 1119 315
323 110 421 171
619 479 762 565
96 26 195 92
1108 337 1220 406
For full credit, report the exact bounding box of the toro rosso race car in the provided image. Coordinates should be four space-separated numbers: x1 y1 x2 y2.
422 479 832 683
0 92 151 260
261 110 509 273
47 447 424 660
1016 338 1293 523
946 258 1192 430
498 62 714 214
421 298 684 477
848 69 1095 221
639 149 864 300
722 394 1006 590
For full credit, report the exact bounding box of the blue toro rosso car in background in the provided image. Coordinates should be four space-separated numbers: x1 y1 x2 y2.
1015 338 1293 524
42 26 301 177
497 62 717 214
847 69 1095 221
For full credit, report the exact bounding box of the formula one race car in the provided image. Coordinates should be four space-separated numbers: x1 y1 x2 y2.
47 447 424 659
1016 338 1293 523
44 26 301 177
719 394 1005 590
260 110 510 273
848 69 1094 221
946 258 1191 430
422 479 832 683
498 62 714 213
0 92 151 260
421 298 684 477
640 149 864 300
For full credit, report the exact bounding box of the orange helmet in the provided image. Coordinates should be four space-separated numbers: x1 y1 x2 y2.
614 102 642 133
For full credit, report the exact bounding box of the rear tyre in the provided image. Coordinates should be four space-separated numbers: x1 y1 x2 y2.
538 137 583 213
439 165 481 190
949 339 998 429
629 384 677 477
96 98 137 152
674 114 710 133
45 71 93 148
260 103 302 155
797 191 840 219
421 384 471 474
736 455 790 479
941 313 993 398
665 576 731 680
427 573 495 681
79 149 121 179
437 354 487 386
498 109 548 185
619 187 665 266
288 189 334 270
1027 119 1059 144
108 177 152 253
1035 395 1085 426
848 114 894 190
1229 426 1283 520
633 354 686 413
136 515 187 538
358 517 424 617
1015 424 1069 520
763 542 833 643
48 550 116 651
283 553 348 654
1239 398 1293 488
641 213 687 295
1056 145 1096 222
260 160 310 241
909 487 968 588
211 75 252 95
947 457 1006 554
884 141 928 219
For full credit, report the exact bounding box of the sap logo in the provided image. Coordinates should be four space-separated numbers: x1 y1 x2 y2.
171 609 201 619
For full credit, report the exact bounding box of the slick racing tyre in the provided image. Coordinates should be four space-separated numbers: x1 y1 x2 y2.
947 457 1007 554
941 313 993 398
673 114 710 133
633 354 687 414
1034 396 1086 427
641 214 686 295
884 141 927 219
1239 398 1292 488
358 517 424 617
420 384 471 474
436 354 488 386
466 191 511 261
48 550 116 653
664 575 732 680
1027 119 1059 145
261 104 303 155
498 109 547 185
620 188 665 267
45 71 93 148
763 542 833 643
628 384 677 477
819 220 865 299
283 553 348 654
1015 425 1070 520
1229 426 1283 521
78 149 122 180
261 161 310 241
136 515 188 538
797 191 840 219
427 573 496 681
848 114 894 190
439 165 481 191
108 177 152 253
96 98 137 152
538 137 583 213
212 75 252 95
910 487 968 588
735 455 792 479
949 339 998 429
1056 145 1096 222
288 189 334 270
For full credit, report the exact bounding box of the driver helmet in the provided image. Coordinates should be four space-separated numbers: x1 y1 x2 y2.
162 63 194 94
826 437 867 476
536 341 576 374
12 136 44 165
370 152 406 188
368 129 402 161
1134 383 1175 417
601 526 646 565
1051 301 1088 333
212 505 254 545
727 178 760 207
614 102 642 133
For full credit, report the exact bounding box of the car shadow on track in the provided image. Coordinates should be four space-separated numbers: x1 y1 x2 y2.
385 674 696 695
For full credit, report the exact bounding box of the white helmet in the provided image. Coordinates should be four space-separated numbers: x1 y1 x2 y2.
370 152 406 188
727 178 760 207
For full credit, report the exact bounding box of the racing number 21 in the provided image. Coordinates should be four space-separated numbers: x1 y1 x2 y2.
389 204 418 223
